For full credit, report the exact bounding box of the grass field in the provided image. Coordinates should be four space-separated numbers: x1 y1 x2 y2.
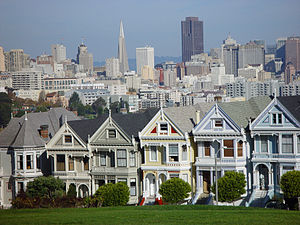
0 205 299 225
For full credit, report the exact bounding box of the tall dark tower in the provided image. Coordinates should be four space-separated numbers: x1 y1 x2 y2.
181 17 204 62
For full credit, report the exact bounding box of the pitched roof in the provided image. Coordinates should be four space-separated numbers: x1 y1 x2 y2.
112 108 159 137
68 115 108 143
277 95 300 123
219 96 272 128
0 108 80 148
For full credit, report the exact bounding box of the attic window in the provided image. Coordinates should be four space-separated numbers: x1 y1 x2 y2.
272 113 282 125
64 135 72 143
160 123 168 132
108 129 116 138
214 119 223 128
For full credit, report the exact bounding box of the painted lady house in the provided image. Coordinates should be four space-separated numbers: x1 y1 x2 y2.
139 105 212 204
248 95 300 206
192 97 271 205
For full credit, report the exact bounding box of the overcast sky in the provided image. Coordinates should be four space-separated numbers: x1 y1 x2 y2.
0 0 299 62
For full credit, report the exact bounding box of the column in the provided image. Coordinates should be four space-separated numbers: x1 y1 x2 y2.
155 175 159 197
166 144 169 163
114 149 117 168
53 154 57 172
234 139 237 159
33 152 36 173
196 170 200 193
143 175 146 196
126 150 129 168
210 169 214 185
293 134 297 155
278 134 282 154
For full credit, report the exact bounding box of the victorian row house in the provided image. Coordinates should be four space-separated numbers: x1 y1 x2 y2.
0 96 300 207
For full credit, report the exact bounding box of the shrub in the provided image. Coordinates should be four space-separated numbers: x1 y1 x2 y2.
67 184 77 198
280 170 300 210
159 177 191 204
94 182 129 207
211 171 246 203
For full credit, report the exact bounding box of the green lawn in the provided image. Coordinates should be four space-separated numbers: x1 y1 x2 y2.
0 205 299 225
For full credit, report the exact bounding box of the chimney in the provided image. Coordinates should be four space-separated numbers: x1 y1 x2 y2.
196 110 201 124
40 125 49 138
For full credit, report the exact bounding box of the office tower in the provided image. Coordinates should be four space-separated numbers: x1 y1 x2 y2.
276 37 287 62
181 17 204 62
11 70 43 90
136 47 154 76
221 35 239 76
51 44 66 63
285 37 300 72
77 43 93 73
105 57 120 78
253 40 266 49
284 63 295 84
0 46 5 72
118 21 129 74
141 65 154 80
238 42 265 69
4 49 30 72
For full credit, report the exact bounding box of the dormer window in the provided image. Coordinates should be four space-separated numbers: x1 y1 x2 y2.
272 113 282 125
214 119 223 128
108 129 116 138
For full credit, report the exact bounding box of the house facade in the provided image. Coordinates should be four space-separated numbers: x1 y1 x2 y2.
249 96 300 200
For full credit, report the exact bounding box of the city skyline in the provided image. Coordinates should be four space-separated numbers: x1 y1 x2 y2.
0 0 299 62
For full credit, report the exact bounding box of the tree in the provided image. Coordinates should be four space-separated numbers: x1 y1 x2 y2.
38 90 46 103
93 182 129 207
92 97 106 116
0 92 12 127
159 177 191 204
69 92 81 111
26 176 65 200
280 170 300 210
211 171 246 203
67 184 77 198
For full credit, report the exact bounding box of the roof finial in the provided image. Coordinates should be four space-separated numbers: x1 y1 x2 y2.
24 111 28 121
273 89 277 99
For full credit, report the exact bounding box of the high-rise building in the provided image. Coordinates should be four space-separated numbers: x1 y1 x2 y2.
0 46 5 72
136 47 154 76
77 43 93 73
181 17 204 62
118 21 129 74
51 44 66 63
284 63 296 84
285 36 300 72
11 70 43 90
4 49 30 72
238 42 265 69
105 57 120 78
221 35 239 76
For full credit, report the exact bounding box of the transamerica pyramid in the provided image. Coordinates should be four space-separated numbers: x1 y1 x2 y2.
118 20 129 74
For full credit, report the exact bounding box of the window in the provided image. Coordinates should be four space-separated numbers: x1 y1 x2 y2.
261 136 268 153
214 119 223 128
117 178 127 183
223 140 234 157
169 173 179 178
163 147 166 163
237 141 243 157
169 144 179 162
129 151 136 167
130 178 136 196
117 149 127 167
26 155 33 169
36 154 40 169
182 145 188 161
100 152 106 166
17 182 24 193
298 136 300 153
204 142 210 156
56 154 65 171
84 157 89 170
17 155 23 170
108 129 116 138
282 135 293 153
110 151 115 167
68 157 74 171
107 175 115 184
272 113 283 125
150 146 157 161
64 135 72 143
160 123 168 132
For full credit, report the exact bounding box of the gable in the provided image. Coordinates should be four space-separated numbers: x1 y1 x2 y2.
251 100 300 130
139 109 184 138
90 118 132 145
193 104 241 135
46 123 86 149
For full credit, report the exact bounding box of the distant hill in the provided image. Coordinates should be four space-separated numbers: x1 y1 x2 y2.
94 56 181 71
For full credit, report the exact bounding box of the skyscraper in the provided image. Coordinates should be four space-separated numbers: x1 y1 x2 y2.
51 44 66 63
77 43 93 73
285 36 300 72
238 42 265 69
136 47 154 76
0 46 5 72
181 17 204 62
221 35 239 76
4 49 30 72
118 21 129 74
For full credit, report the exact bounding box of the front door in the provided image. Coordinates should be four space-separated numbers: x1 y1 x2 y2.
203 171 210 193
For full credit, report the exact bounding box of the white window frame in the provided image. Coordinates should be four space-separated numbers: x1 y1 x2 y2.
130 178 136 196
282 134 293 154
26 154 34 170
182 145 188 161
107 129 117 139
169 144 179 162
17 154 23 170
149 146 158 162
100 152 106 166
271 113 283 125
159 122 168 134
213 119 223 129
117 149 127 167
129 151 136 167
260 136 268 153
63 134 73 145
